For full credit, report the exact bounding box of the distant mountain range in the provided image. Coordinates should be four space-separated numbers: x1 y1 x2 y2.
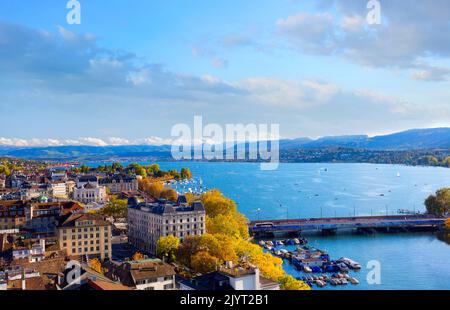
0 128 449 161
279 128 450 150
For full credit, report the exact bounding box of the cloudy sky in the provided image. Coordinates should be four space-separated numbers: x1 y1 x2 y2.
0 0 449 146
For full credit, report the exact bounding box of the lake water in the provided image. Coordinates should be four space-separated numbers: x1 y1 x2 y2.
94 161 450 289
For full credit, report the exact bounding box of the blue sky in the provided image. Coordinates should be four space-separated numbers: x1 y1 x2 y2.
0 0 449 146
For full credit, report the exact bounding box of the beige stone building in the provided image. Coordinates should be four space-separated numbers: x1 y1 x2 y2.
57 213 112 260
99 175 139 194
128 196 206 255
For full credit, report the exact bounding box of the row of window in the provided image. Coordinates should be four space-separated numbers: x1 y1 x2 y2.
62 233 107 241
69 245 109 254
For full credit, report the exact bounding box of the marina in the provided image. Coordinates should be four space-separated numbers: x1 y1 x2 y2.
257 238 362 289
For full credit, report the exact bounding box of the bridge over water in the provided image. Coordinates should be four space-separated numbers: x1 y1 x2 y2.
249 215 447 236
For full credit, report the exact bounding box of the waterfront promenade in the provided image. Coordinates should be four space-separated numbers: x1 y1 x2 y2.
249 215 447 236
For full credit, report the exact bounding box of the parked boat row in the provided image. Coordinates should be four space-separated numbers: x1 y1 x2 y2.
259 237 308 248
297 273 359 288
257 241 361 289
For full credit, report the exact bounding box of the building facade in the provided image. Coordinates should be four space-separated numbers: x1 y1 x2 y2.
99 175 139 194
51 182 68 199
180 264 280 291
128 197 206 255
57 213 112 260
106 259 176 290
0 201 26 233
73 183 108 204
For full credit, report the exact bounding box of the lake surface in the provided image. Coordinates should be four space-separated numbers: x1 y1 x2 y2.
93 161 450 289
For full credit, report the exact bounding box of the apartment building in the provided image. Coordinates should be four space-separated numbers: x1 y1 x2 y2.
180 264 280 291
50 182 68 199
99 175 139 194
57 213 112 260
0 201 26 233
106 259 176 290
128 196 206 255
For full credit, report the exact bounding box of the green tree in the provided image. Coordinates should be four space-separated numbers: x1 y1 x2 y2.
145 164 160 175
112 162 124 172
80 164 90 174
180 168 192 179
128 163 147 177
0 165 11 176
425 188 450 216
99 198 128 219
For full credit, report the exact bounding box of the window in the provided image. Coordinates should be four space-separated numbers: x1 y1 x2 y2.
164 284 174 290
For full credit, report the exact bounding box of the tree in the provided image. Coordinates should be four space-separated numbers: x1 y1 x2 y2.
145 164 160 175
140 180 164 199
206 213 249 239
99 198 128 219
191 251 219 274
176 235 202 267
445 218 450 230
80 164 90 174
168 169 181 180
0 165 10 176
160 188 178 202
184 192 196 205
156 235 180 262
201 189 238 218
89 258 103 274
279 275 311 290
128 163 147 177
132 252 145 261
425 188 450 216
180 168 192 179
443 156 450 168
112 162 124 172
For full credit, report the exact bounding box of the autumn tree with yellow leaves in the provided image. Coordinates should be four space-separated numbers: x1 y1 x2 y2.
156 235 180 262
89 258 103 274
172 189 310 290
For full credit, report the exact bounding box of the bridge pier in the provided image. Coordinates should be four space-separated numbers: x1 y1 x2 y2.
356 227 376 235
321 228 337 236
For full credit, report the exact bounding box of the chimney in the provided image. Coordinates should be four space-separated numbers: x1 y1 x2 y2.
21 271 26 290
254 268 261 290
225 261 234 269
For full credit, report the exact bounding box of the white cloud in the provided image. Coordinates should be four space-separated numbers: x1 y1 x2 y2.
276 0 450 78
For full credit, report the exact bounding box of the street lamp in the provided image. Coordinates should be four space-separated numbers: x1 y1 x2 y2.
256 208 261 221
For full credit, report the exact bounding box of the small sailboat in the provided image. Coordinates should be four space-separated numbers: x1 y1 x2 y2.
397 172 401 177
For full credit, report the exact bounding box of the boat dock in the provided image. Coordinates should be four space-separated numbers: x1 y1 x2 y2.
249 215 447 236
